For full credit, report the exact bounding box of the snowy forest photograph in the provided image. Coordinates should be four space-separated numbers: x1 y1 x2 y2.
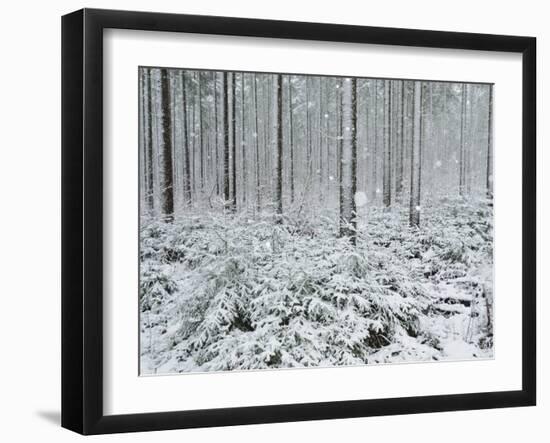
138 67 494 375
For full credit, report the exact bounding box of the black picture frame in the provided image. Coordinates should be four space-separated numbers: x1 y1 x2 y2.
62 8 536 435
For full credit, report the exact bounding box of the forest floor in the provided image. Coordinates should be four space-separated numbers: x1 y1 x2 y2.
139 195 494 374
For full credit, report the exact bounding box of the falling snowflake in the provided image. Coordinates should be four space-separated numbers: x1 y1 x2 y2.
345 127 350 131
324 113 329 119
252 133 258 138
435 160 442 168
376 188 381 194
355 191 367 207
415 205 422 211
329 175 334 181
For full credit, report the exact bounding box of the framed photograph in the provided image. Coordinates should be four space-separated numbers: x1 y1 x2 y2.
62 8 536 435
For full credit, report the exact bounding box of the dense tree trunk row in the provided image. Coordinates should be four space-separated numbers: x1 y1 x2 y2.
139 68 494 236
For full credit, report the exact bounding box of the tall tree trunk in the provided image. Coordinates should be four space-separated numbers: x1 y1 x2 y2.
264 77 270 190
139 70 147 208
170 76 178 198
351 78 358 243
222 72 231 207
459 83 468 196
160 68 174 221
197 73 204 192
396 81 405 202
442 84 448 191
364 80 370 196
409 81 423 227
180 71 191 205
467 85 474 195
338 79 343 216
230 73 237 211
425 83 433 192
213 72 219 195
145 69 155 212
339 78 357 244
274 74 283 221
254 75 261 212
486 86 494 199
306 77 311 179
318 78 323 194
324 82 330 196
191 88 196 198
241 73 247 206
373 80 378 201
288 76 295 204
383 80 392 207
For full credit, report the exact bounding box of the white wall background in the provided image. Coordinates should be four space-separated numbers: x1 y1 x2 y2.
0 0 545 441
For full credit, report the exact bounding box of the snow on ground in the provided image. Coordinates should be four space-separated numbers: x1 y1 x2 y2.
139 196 494 374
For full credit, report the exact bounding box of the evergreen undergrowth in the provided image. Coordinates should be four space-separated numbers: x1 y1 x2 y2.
140 196 494 374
